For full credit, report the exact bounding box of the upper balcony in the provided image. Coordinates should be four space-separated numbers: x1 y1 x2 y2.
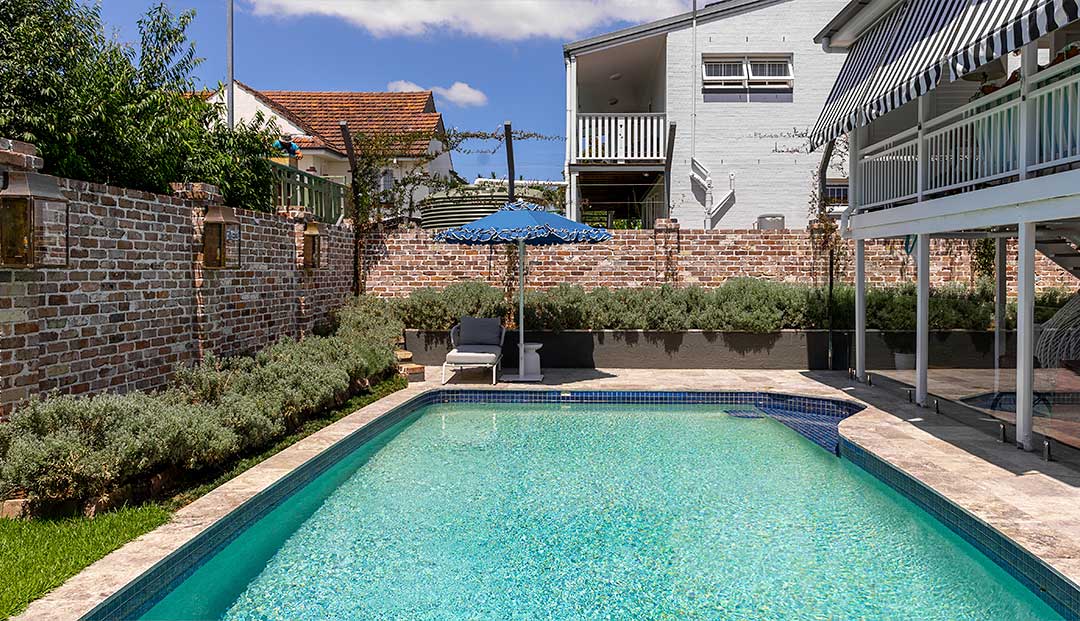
574 113 667 161
568 34 667 166
856 54 1080 212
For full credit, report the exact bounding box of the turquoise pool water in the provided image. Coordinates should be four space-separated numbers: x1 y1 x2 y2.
143 403 1061 620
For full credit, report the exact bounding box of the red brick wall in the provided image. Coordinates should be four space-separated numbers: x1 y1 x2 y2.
0 179 354 415
361 221 1077 296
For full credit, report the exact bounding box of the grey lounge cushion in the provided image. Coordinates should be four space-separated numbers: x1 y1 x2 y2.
459 317 502 346
445 345 502 365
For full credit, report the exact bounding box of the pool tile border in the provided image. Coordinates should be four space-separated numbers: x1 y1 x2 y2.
75 385 1079 621
841 437 1080 620
82 389 862 620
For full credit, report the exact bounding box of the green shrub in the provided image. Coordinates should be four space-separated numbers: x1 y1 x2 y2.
392 282 509 330
386 279 1076 333
0 297 401 504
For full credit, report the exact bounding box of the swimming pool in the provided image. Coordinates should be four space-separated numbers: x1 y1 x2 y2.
90 391 1075 620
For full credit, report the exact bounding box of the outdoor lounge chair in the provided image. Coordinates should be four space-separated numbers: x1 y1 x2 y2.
442 317 506 385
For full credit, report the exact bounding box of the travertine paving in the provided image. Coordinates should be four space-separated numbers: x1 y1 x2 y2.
16 368 1080 620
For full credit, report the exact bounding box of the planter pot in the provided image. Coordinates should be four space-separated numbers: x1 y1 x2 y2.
894 352 916 370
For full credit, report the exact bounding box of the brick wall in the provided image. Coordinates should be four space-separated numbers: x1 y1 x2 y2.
361 220 1077 297
1 167 353 415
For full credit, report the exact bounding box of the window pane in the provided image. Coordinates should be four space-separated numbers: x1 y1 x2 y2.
705 62 743 78
0 197 32 265
750 61 791 78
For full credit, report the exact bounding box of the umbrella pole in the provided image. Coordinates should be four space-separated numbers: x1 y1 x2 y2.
518 238 526 379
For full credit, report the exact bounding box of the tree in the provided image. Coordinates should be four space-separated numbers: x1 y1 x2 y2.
345 126 560 294
0 1 277 209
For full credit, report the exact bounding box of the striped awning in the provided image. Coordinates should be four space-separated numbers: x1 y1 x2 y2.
810 0 1080 151
948 0 1080 80
810 5 906 152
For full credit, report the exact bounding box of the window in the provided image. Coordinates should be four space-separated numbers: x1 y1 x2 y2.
703 60 746 87
703 55 794 90
379 170 395 193
824 180 849 207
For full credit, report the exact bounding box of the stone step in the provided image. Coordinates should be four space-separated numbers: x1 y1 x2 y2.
398 363 425 382
395 349 414 363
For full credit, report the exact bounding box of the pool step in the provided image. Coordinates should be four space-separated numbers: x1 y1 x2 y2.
398 362 425 383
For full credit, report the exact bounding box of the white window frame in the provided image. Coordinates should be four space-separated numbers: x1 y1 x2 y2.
702 59 747 89
702 55 794 90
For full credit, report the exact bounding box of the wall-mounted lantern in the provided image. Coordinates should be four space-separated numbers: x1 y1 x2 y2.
0 170 67 268
303 221 327 269
203 205 241 269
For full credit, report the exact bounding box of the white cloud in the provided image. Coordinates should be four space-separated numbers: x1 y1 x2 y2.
386 79 426 93
245 0 688 41
387 80 489 107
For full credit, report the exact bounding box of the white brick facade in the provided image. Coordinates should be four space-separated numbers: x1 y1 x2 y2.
567 0 848 230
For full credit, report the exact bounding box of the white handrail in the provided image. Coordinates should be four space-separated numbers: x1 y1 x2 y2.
576 113 667 161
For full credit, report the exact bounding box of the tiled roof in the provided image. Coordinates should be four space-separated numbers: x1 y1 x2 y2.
257 89 443 157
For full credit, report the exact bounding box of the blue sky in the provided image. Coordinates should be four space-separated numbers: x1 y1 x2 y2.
100 1 688 181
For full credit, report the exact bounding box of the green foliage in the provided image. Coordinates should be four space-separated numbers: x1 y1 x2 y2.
0 0 277 209
0 374 406 620
392 282 510 330
0 503 171 619
390 279 1076 333
0 298 401 504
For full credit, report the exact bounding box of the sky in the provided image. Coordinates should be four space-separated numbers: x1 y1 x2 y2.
99 0 690 182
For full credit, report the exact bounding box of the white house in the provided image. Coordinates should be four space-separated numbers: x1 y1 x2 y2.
813 0 1080 453
563 0 849 230
208 83 454 203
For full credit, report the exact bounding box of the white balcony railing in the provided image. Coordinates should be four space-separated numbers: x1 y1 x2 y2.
575 113 666 161
857 55 1080 210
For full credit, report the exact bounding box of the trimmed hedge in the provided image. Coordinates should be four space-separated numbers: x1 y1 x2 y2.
0 297 401 505
391 279 1074 333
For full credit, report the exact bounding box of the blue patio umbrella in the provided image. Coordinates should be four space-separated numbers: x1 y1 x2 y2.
435 200 612 381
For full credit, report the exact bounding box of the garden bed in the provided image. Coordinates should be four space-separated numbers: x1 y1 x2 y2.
0 374 407 619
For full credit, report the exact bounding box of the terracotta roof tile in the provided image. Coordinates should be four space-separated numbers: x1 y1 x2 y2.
257 90 443 157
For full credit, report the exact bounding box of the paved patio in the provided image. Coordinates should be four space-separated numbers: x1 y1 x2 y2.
877 368 1080 448
16 368 1080 620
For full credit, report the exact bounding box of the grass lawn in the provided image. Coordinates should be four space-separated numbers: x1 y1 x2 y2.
0 375 407 620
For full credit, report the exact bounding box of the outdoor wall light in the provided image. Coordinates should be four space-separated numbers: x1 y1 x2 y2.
0 170 67 268
303 220 327 269
202 205 241 269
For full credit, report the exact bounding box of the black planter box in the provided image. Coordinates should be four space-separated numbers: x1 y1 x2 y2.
406 329 1015 371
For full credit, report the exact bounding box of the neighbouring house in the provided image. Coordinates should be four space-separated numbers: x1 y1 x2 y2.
208 82 454 207
562 0 849 230
813 0 1080 453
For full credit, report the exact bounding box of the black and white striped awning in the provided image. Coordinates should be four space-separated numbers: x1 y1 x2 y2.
810 0 1080 151
811 6 906 152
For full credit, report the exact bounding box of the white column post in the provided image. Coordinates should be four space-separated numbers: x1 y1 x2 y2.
916 233 930 406
1020 43 1037 179
565 57 577 219
568 172 579 222
855 239 867 381
1016 222 1036 450
994 236 1008 392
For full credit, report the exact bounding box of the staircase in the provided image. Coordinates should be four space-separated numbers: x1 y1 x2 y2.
394 339 425 383
1036 227 1080 277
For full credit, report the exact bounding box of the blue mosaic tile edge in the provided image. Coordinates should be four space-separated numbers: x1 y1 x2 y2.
84 388 961 621
841 437 1080 620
